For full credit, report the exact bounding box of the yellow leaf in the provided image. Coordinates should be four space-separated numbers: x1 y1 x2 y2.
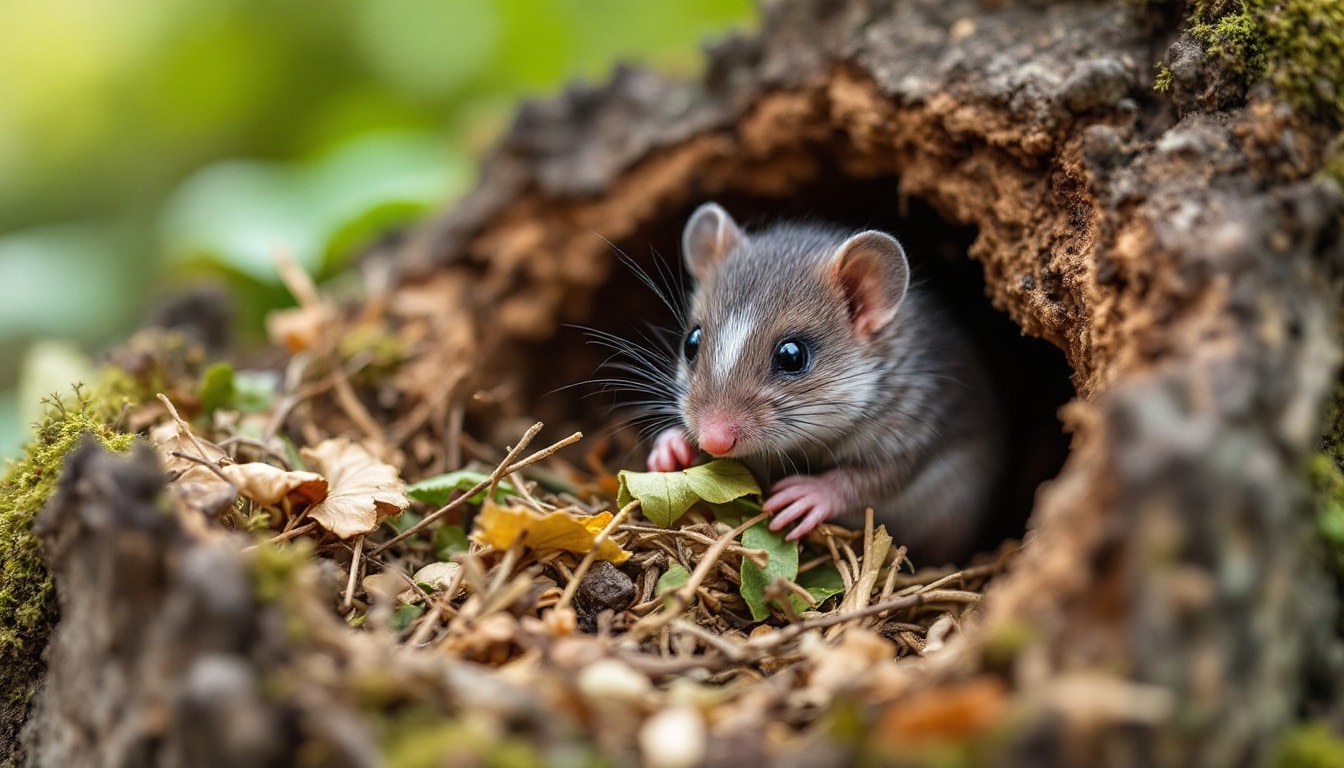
301 437 408 539
472 499 631 564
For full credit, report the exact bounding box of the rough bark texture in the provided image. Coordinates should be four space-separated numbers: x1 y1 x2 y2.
17 0 1344 765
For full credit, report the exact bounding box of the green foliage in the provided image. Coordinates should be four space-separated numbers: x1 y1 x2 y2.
623 461 834 620
434 524 471 560
199 362 236 415
656 563 691 607
740 520 799 621
793 561 846 613
0 382 133 707
0 0 755 274
617 459 761 528
392 603 426 631
1276 722 1344 768
0 0 757 459
407 470 517 507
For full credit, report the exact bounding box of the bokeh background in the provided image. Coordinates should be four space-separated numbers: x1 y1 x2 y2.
0 0 756 458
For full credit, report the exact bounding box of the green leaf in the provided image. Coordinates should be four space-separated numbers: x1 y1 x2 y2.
434 524 470 559
790 561 846 614
282 437 305 471
232 370 279 413
656 563 691 607
739 521 799 622
392 603 425 631
385 509 422 534
617 459 762 528
407 470 516 506
199 362 236 414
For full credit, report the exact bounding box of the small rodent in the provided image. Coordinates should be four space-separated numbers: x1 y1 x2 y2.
646 202 1005 563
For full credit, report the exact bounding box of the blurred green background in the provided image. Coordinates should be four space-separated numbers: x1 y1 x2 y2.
0 0 756 458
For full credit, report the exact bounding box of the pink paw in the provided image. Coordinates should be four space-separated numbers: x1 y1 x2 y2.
648 428 697 472
764 473 850 541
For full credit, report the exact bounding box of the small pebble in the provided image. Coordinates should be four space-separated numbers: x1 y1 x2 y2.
578 658 651 703
640 705 706 768
575 560 635 614
949 18 976 41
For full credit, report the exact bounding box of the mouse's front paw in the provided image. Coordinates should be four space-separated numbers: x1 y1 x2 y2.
648 428 697 472
764 473 850 541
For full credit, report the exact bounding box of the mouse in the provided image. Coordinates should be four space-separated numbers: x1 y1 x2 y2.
645 202 1005 564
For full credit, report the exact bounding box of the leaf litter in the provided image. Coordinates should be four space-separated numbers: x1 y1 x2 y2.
125 260 1020 765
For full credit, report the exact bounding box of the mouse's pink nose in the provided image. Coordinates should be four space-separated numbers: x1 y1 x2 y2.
698 418 738 456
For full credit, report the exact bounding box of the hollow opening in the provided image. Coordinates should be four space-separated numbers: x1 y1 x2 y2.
534 173 1074 562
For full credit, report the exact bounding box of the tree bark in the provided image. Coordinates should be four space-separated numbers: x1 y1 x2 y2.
16 0 1344 765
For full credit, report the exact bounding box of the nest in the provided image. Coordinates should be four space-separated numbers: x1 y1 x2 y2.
16 0 1344 765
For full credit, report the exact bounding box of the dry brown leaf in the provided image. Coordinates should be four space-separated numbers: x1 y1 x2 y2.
472 498 632 564
301 437 408 538
397 562 464 604
362 571 406 602
171 481 242 518
151 420 244 519
876 677 1008 745
219 462 327 507
266 304 340 353
150 420 229 484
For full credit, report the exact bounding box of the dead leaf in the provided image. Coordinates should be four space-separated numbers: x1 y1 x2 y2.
150 419 229 485
362 571 406 602
876 677 1008 744
220 462 327 507
301 437 409 539
266 304 340 353
151 420 241 519
397 561 464 604
808 628 894 675
472 499 631 564
172 480 242 518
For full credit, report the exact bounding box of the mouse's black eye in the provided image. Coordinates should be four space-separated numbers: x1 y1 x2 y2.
683 326 702 363
773 338 810 374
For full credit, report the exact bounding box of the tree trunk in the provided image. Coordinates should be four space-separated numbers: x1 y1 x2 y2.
16 0 1344 765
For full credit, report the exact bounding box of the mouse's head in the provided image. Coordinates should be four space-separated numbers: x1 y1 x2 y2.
675 202 911 461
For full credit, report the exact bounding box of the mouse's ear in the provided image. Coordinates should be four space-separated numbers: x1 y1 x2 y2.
832 231 910 338
683 203 744 281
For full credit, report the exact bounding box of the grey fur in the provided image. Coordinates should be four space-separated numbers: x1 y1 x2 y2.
675 206 1005 563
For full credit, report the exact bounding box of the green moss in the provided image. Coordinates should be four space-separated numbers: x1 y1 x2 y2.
1276 722 1344 768
980 620 1039 674
1154 62 1175 92
378 710 603 768
250 538 314 604
1325 141 1344 191
1259 0 1344 126
1175 0 1344 128
1147 1 1344 189
0 381 133 710
1313 376 1344 576
1310 453 1344 576
248 538 318 644
1190 5 1269 82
